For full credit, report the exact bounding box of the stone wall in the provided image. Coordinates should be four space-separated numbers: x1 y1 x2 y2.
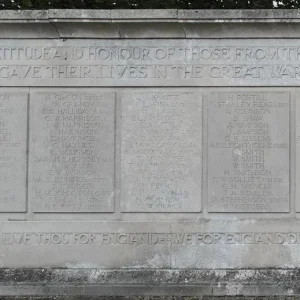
0 9 298 297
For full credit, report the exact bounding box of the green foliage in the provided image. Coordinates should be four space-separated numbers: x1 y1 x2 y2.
275 0 300 8
0 0 291 10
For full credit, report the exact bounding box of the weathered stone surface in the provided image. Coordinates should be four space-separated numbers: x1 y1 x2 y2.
208 92 289 212
0 90 27 212
2 220 300 269
0 268 299 297
296 96 300 212
0 221 172 268
121 91 202 212
1 40 300 86
0 8 299 298
29 89 115 212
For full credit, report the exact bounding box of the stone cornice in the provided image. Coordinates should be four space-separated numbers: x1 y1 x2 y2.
1 9 300 38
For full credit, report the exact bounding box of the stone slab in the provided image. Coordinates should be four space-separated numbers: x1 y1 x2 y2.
178 9 300 20
0 90 27 212
207 92 290 213
0 220 300 268
1 40 300 86
29 89 115 212
3 9 300 21
85 285 212 296
0 9 299 298
121 91 202 212
0 221 172 268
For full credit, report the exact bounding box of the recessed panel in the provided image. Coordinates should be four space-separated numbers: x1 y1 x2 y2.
121 92 202 212
208 92 289 213
0 91 27 212
296 96 300 212
30 90 115 212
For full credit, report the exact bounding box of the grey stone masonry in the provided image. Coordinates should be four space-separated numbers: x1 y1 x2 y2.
0 9 299 297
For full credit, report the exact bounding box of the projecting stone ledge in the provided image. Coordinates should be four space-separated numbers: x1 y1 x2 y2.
0 268 298 297
2 9 300 38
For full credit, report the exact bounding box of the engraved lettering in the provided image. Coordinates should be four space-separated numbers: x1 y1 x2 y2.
121 92 202 212
30 91 115 212
208 92 289 212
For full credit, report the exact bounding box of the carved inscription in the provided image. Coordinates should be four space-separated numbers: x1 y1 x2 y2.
208 92 289 212
3 232 300 245
30 90 115 212
1 42 300 85
121 92 202 212
0 92 27 212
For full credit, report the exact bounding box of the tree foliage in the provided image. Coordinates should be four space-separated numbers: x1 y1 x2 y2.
0 0 291 10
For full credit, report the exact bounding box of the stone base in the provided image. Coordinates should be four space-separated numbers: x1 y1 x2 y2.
1 298 296 300
0 298 298 300
0 269 298 297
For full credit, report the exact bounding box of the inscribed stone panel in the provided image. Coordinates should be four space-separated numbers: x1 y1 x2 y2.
30 90 115 212
0 91 27 212
1 40 300 86
1 220 300 268
121 92 202 212
208 92 289 212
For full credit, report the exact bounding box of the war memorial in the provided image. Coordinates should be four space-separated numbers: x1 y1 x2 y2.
0 9 299 297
